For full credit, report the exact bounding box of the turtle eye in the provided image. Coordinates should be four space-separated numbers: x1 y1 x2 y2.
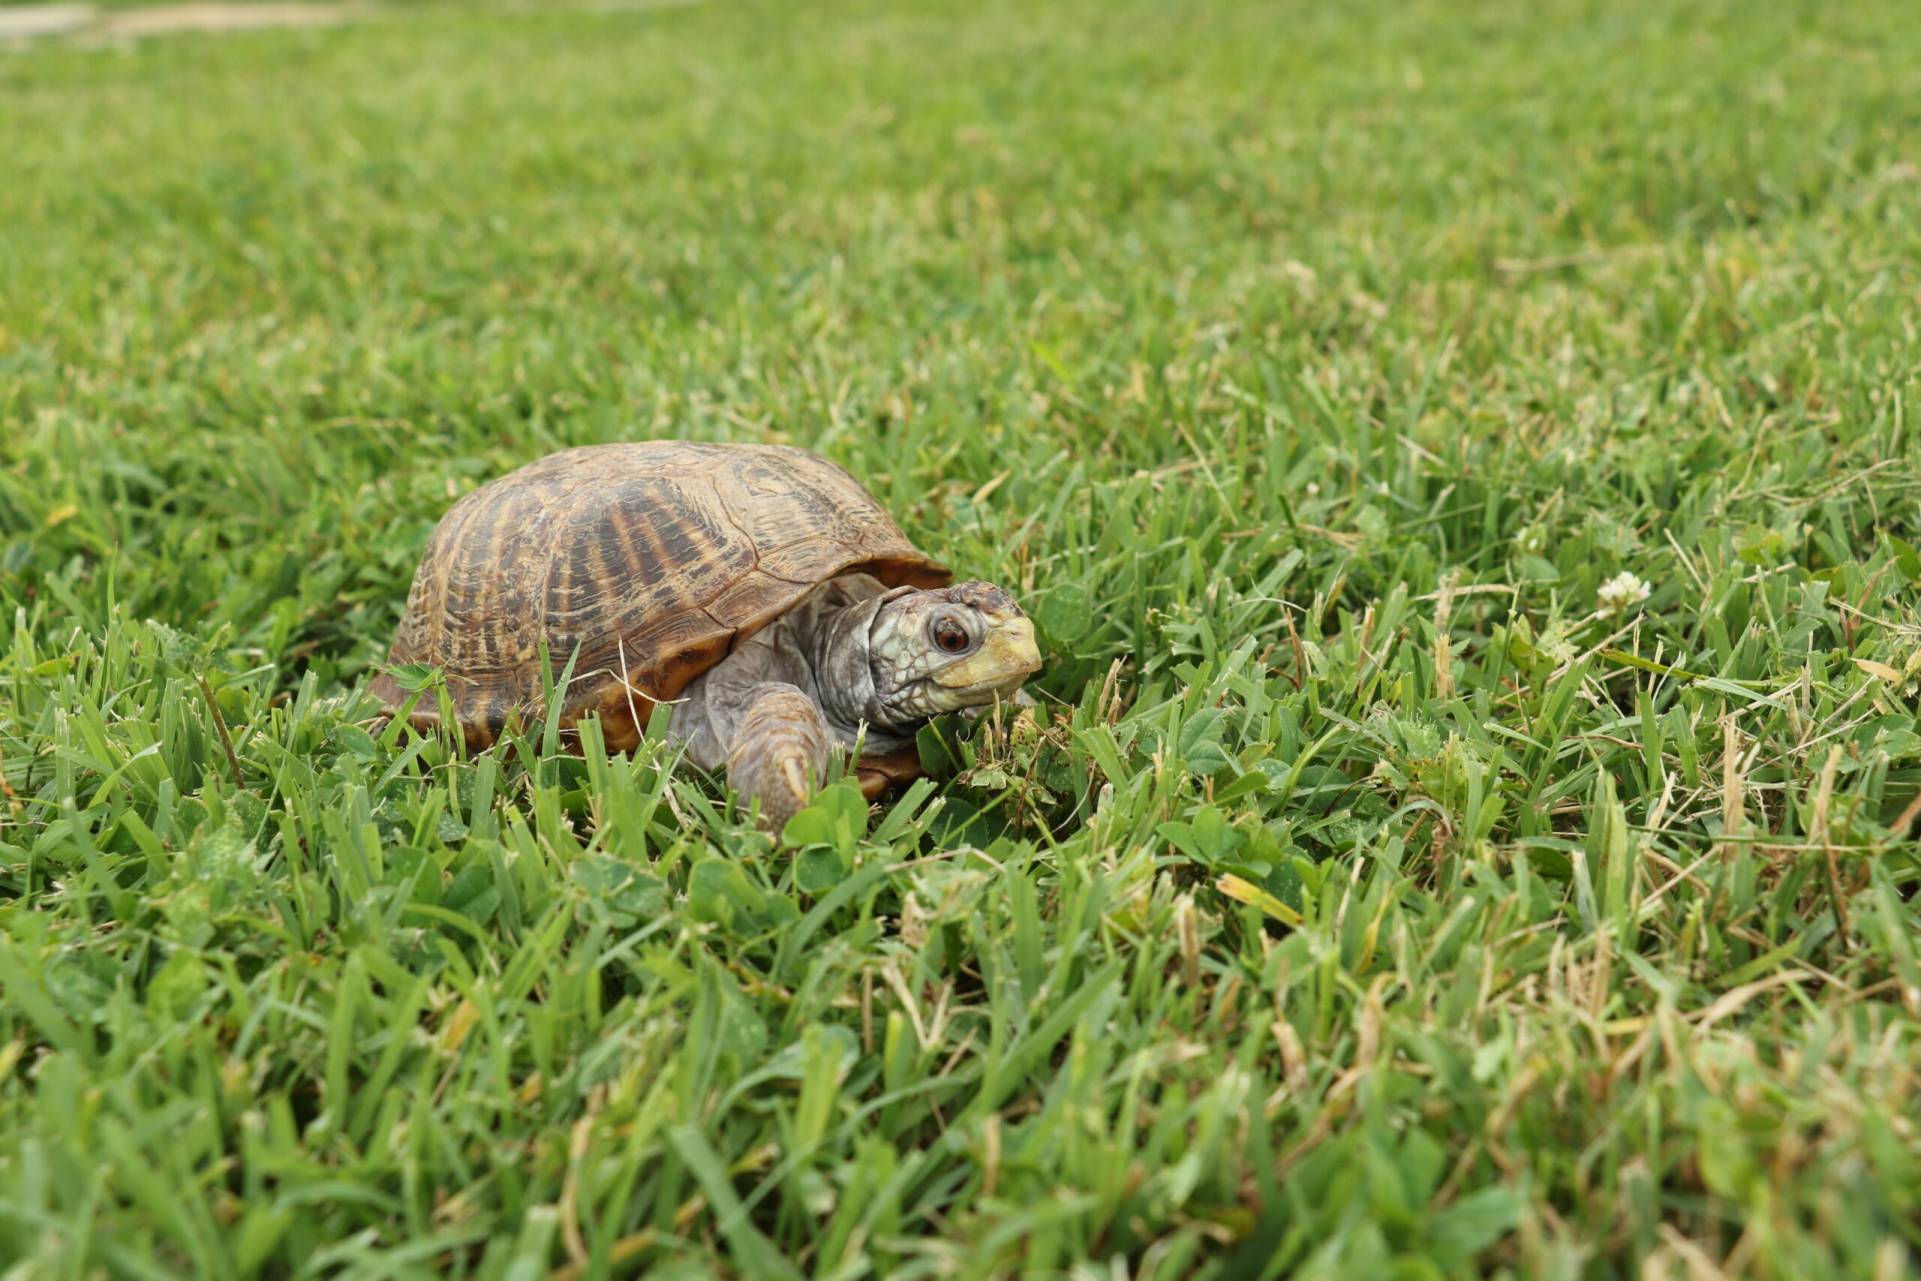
932 617 971 654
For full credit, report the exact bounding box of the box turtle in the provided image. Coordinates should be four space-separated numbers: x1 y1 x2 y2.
368 441 1041 828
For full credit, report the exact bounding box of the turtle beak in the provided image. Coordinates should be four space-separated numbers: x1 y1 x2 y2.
935 614 1042 691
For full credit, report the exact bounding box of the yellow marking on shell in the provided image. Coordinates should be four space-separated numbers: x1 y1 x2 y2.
935 616 1041 690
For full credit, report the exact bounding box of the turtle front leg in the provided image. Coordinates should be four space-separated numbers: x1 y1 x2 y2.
726 683 833 832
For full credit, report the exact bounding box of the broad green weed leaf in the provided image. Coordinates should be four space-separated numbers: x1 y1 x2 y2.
689 860 797 934
1034 582 1094 643
1158 805 1245 865
1430 1187 1524 1261
1177 708 1233 777
794 845 847 895
1889 535 1921 584
572 854 668 926
781 780 866 854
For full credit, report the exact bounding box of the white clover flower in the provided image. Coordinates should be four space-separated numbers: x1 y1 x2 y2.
1597 571 1651 615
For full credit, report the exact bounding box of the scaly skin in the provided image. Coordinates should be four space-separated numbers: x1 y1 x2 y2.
671 574 1039 829
724 686 832 833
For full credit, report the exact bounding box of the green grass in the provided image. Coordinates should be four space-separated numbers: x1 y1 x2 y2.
4 0 1921 1275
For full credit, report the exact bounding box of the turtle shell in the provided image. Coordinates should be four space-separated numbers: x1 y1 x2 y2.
367 442 951 750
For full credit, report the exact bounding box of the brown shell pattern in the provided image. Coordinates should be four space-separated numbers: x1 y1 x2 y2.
367 442 952 749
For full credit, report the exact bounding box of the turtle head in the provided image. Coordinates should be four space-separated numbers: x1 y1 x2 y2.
866 581 1041 723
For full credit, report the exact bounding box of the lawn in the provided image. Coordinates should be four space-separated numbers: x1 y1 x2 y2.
3 0 1921 1275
